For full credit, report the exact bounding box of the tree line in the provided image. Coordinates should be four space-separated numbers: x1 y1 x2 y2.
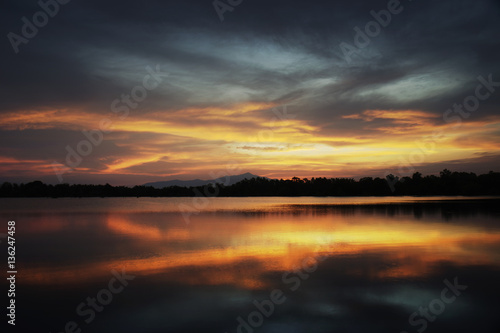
1 169 499 197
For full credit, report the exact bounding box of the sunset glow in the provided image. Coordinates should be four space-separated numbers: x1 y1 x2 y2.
2 0 500 185
18 210 500 286
3 2 500 333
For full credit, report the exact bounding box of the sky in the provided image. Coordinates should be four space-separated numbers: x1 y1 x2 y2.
1 0 499 185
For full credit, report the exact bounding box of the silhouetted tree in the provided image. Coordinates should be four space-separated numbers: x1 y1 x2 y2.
1 170 499 197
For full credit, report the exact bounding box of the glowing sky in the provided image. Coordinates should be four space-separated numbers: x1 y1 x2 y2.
1 0 499 185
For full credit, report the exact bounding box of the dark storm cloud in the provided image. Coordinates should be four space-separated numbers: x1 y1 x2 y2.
2 0 499 116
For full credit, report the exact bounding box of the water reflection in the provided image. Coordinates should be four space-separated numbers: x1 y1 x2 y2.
2 197 499 333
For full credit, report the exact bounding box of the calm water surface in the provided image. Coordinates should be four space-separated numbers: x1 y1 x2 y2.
1 197 499 333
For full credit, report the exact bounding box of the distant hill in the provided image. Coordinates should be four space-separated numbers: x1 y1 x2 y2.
143 172 264 189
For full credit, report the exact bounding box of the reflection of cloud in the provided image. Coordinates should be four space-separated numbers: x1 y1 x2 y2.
106 216 190 241
18 212 500 288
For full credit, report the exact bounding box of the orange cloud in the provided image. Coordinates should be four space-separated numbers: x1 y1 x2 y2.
18 213 500 287
1 105 500 182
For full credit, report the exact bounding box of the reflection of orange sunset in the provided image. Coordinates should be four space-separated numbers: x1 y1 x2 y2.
20 212 500 287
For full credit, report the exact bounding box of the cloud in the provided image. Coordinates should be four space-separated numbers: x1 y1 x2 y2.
1 0 499 184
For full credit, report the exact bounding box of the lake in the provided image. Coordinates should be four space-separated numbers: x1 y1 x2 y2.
1 197 499 333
